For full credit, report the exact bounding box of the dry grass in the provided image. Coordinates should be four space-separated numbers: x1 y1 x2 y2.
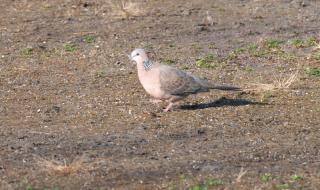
35 156 87 176
245 69 300 92
235 168 248 183
109 0 144 19
35 155 109 176
314 43 320 50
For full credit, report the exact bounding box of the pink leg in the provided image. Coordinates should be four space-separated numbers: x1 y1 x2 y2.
162 96 183 112
163 102 174 112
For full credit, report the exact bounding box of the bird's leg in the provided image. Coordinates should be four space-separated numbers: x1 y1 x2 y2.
163 96 182 112
163 102 174 112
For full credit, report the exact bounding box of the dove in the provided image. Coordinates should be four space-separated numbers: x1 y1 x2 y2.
129 48 240 112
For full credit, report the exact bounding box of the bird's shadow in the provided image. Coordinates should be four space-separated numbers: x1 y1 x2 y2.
179 97 265 110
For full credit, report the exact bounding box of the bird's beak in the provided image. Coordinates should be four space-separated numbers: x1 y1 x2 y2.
128 54 137 65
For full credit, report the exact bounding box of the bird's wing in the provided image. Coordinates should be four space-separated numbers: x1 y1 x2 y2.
159 65 205 96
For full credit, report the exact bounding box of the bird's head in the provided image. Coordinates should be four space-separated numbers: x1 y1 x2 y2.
129 48 149 64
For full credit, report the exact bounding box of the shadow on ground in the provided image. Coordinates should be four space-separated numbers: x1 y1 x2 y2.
180 97 264 110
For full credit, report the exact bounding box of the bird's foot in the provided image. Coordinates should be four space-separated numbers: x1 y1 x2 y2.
163 102 174 112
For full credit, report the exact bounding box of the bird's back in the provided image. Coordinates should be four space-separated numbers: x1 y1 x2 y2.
158 65 209 97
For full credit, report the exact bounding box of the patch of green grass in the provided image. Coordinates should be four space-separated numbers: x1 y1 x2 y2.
227 43 261 59
234 47 247 54
84 35 95 43
43 188 60 190
276 183 290 189
187 185 208 190
290 174 303 181
305 36 318 47
264 39 283 49
252 49 268 57
196 54 217 68
246 43 267 57
291 39 304 48
186 178 223 190
290 37 318 48
277 51 297 62
260 173 272 183
246 43 269 57
222 37 306 63
160 58 175 64
262 40 296 61
21 48 33 56
204 177 224 186
64 44 77 52
26 185 34 190
226 39 298 62
305 68 320 77
247 43 258 52
208 43 215 49
245 67 254 72
177 175 223 190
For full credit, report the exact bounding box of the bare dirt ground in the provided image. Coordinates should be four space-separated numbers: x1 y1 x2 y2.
0 0 320 189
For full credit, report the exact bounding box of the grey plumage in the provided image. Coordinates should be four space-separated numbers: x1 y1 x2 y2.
159 65 239 97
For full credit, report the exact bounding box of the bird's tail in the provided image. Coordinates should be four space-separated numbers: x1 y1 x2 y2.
196 78 241 91
208 84 241 91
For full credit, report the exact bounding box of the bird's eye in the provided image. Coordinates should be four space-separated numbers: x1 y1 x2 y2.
136 53 140 56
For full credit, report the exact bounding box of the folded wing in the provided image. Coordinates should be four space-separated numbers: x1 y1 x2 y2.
159 65 208 96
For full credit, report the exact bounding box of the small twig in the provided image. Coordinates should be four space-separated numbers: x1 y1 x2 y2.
236 167 248 183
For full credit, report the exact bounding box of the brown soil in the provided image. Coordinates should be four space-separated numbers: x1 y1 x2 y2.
0 0 319 189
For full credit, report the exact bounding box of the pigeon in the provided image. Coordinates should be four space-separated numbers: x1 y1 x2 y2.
129 48 240 112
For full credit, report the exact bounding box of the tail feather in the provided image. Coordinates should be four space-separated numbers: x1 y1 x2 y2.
209 85 241 91
196 78 241 91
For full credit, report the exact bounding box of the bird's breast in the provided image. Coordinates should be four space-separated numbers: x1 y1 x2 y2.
138 69 165 99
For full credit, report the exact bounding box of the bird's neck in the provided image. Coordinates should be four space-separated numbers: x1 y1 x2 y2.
142 59 153 71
